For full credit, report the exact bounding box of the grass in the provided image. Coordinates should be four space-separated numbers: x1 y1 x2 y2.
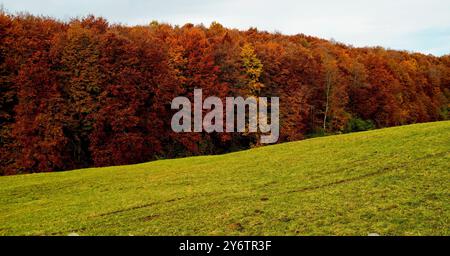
0 121 449 236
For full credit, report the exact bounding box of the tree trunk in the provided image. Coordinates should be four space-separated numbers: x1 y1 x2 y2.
323 71 332 132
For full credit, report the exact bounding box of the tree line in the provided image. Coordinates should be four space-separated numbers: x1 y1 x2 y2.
0 13 449 175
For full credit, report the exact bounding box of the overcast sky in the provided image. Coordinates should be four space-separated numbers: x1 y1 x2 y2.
2 0 449 56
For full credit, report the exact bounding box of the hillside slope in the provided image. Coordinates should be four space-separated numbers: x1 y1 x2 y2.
0 121 449 235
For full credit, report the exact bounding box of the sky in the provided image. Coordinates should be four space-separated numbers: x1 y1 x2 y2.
2 0 449 56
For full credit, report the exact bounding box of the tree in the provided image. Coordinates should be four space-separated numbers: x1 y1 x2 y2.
240 43 264 96
52 19 104 168
12 53 70 173
321 52 339 132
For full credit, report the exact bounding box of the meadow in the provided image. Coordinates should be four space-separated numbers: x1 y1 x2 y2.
0 121 449 235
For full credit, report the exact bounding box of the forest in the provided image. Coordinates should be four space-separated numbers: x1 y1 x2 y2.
0 12 449 175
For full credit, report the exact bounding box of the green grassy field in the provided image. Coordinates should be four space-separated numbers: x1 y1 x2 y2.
0 121 449 236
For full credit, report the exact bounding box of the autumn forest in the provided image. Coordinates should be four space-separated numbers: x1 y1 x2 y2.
0 13 449 175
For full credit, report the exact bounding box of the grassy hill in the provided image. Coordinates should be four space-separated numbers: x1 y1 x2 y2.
0 121 449 236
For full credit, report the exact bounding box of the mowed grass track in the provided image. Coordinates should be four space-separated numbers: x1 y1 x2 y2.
0 121 449 236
